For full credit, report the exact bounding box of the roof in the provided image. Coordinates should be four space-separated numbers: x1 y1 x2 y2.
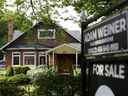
67 30 81 42
47 43 81 54
1 22 81 50
0 30 24 50
12 30 23 40
68 43 81 51
8 43 49 49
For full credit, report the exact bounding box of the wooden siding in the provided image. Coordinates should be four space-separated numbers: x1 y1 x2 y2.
5 51 12 67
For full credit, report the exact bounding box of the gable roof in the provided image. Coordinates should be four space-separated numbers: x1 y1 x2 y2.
67 30 81 42
46 43 81 54
1 22 81 50
0 31 24 50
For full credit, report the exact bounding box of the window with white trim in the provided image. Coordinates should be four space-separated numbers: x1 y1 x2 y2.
38 29 55 39
23 52 36 65
12 52 20 66
39 52 46 65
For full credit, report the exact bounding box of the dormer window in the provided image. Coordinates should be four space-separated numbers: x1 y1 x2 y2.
38 29 55 39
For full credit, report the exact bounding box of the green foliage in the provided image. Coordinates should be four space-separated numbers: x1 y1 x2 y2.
5 67 14 76
0 11 32 47
13 12 32 32
0 68 6 76
27 65 55 79
71 0 121 15
32 69 81 96
8 73 31 85
14 66 30 75
0 76 8 82
0 80 26 96
6 66 30 77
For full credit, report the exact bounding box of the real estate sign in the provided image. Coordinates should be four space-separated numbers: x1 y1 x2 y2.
83 10 128 96
89 61 128 96
84 11 128 55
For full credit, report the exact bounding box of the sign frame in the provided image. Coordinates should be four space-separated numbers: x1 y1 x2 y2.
84 11 128 56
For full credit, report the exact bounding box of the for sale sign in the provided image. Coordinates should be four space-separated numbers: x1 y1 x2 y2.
89 61 128 96
84 11 128 56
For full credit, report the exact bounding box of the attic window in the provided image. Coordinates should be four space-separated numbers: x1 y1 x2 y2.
38 29 55 39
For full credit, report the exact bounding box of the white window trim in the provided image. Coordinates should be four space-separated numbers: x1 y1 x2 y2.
37 29 55 39
38 52 46 65
12 52 21 66
23 52 36 67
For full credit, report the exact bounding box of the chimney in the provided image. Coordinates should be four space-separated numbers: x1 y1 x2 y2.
8 16 13 42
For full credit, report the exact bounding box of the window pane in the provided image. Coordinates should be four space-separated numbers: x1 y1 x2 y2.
39 56 45 65
40 31 50 37
13 56 20 65
24 56 35 65
38 29 55 38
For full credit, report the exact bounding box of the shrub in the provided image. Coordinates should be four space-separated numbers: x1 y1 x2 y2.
32 69 81 96
5 67 14 76
0 76 8 82
8 73 31 85
0 68 6 76
27 65 55 79
0 80 26 96
14 66 30 75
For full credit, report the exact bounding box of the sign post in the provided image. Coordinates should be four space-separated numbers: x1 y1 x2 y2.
80 9 88 96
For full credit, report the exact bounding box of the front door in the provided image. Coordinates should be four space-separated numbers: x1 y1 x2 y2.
57 54 74 74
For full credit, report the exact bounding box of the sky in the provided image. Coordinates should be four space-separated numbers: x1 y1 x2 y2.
56 6 80 31
5 0 81 31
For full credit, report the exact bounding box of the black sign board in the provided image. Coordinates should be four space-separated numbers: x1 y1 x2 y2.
84 11 128 56
88 61 128 96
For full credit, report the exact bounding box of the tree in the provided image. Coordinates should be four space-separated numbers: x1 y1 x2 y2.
0 9 32 46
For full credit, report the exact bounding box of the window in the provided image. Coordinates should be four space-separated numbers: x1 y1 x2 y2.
38 29 55 39
12 52 20 66
39 52 46 65
23 52 36 65
39 56 46 65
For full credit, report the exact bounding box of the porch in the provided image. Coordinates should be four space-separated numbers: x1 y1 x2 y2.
47 43 81 74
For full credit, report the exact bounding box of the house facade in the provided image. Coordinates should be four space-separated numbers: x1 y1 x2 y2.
1 22 81 73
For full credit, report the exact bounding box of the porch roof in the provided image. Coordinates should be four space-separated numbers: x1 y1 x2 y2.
47 43 81 54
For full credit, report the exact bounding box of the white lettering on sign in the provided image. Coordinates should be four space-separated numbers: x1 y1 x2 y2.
84 18 126 42
93 64 125 79
84 14 127 55
90 36 114 47
88 43 119 54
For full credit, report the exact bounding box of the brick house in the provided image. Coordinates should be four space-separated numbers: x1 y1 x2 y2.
1 22 81 73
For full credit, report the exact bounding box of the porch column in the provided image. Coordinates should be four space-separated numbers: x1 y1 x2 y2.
45 53 47 66
75 51 78 69
48 55 50 65
52 52 55 67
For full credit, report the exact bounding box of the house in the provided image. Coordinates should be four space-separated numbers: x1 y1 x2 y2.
1 22 81 73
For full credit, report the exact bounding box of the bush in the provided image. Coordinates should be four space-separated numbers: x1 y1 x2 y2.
8 74 31 85
27 65 55 79
0 68 6 76
0 76 8 82
5 66 30 77
0 80 26 96
5 67 14 76
32 69 81 96
14 66 30 75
